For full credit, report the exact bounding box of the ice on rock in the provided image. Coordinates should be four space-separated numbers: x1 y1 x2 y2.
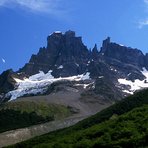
118 67 148 94
57 65 63 69
6 71 91 101
54 31 62 34
81 72 90 80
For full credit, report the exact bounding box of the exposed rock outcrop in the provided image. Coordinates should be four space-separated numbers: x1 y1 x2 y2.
19 30 89 77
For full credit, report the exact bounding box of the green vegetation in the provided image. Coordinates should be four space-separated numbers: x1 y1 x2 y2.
0 101 71 133
75 88 148 129
9 89 148 147
10 104 148 148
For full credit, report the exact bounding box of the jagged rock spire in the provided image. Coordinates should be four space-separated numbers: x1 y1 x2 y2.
92 44 98 53
92 44 99 59
100 37 110 53
19 31 89 76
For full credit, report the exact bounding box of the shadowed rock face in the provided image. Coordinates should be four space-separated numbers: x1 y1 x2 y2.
1 31 148 103
100 37 145 68
18 32 147 79
0 69 15 103
19 30 89 77
144 53 148 70
98 38 146 81
0 69 15 94
19 33 147 78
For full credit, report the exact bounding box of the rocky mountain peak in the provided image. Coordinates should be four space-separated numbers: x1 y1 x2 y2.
91 44 99 59
1 31 148 103
92 44 98 53
65 30 75 37
0 69 15 102
100 37 110 53
19 31 89 76
100 37 145 68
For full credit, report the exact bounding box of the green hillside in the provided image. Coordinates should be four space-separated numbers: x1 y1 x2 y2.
0 101 71 133
9 89 148 148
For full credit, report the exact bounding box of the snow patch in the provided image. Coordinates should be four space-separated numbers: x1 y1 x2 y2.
122 90 133 94
74 81 94 89
110 67 117 72
81 72 90 80
142 67 148 78
55 31 61 33
75 63 79 67
119 44 124 47
127 73 131 76
57 65 63 69
49 31 62 35
29 70 54 81
6 71 91 101
98 76 104 79
83 84 90 89
118 67 148 94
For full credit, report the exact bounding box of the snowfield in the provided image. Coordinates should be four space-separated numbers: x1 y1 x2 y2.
6 71 90 100
118 67 148 94
57 65 63 69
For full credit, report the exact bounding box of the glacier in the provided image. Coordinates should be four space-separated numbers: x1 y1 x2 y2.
6 71 90 101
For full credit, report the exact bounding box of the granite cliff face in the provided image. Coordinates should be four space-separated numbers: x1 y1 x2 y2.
99 37 146 81
0 69 15 102
19 31 89 77
100 37 145 68
0 69 15 93
1 30 148 103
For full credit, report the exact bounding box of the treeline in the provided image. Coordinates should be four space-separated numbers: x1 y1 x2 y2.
0 109 54 133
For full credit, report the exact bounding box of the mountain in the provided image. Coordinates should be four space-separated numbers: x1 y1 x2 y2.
1 30 148 103
1 30 148 147
19 30 89 77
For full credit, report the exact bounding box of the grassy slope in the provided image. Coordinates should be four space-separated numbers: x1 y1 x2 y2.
9 89 148 148
0 101 71 133
59 88 148 132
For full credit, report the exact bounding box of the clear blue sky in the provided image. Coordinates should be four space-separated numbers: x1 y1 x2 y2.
0 0 148 73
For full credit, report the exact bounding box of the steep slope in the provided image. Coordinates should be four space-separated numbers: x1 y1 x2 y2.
97 37 148 95
0 69 15 103
100 37 145 68
9 88 148 148
12 105 148 148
